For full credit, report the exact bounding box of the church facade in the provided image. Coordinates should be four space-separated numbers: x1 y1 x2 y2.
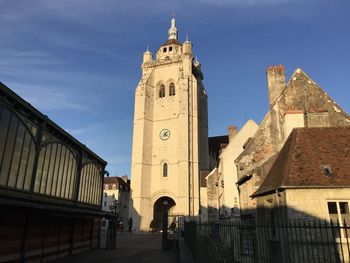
129 19 209 231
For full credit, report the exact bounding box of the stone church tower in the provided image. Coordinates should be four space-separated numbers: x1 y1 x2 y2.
130 19 209 231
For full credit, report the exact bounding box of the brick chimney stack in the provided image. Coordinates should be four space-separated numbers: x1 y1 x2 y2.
228 126 238 143
267 65 286 106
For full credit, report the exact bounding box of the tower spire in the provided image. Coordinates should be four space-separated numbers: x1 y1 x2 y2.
168 18 178 40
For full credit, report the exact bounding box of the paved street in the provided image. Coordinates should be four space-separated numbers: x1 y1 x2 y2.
54 234 178 263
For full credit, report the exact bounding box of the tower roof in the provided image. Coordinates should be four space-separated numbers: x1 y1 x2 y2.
168 18 178 40
161 38 182 46
160 18 182 47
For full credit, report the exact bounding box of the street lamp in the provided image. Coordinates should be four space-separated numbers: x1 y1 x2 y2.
162 199 169 250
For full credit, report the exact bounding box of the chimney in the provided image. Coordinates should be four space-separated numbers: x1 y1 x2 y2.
228 126 238 142
267 65 286 106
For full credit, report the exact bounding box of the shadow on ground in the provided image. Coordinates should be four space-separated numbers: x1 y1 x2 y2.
53 234 178 263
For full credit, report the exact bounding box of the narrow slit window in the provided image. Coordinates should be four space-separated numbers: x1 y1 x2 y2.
163 163 168 177
159 85 165 98
169 83 175 96
163 47 167 52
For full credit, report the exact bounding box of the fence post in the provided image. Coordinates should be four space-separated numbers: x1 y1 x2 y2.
343 219 350 262
330 220 341 262
162 209 168 250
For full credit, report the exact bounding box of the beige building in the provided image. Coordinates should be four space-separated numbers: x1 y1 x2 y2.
251 127 350 262
252 127 350 224
129 19 209 231
218 121 259 218
235 65 350 219
203 121 258 221
102 176 130 226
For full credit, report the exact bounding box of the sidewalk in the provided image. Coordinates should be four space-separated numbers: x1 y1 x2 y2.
53 234 178 263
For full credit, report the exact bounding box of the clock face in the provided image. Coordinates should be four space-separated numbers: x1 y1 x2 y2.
159 129 170 140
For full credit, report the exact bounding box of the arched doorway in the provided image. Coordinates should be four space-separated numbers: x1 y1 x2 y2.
152 196 176 231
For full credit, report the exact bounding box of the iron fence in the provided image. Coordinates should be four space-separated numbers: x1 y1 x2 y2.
184 219 350 263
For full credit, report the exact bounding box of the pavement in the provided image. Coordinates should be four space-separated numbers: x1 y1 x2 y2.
53 233 179 263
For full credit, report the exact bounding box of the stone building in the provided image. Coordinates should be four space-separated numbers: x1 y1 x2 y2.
203 121 258 221
205 168 220 222
235 65 350 219
251 127 350 262
102 176 130 226
200 135 229 221
208 135 229 170
0 82 107 261
129 18 209 231
252 127 350 224
213 121 259 219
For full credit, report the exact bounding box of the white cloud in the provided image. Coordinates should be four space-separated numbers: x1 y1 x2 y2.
2 81 90 112
65 123 105 136
0 49 63 68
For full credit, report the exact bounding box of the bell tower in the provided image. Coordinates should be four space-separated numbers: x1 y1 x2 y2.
130 18 209 231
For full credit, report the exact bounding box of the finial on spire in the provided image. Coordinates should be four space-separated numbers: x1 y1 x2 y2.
168 18 178 40
186 34 189 42
146 45 149 52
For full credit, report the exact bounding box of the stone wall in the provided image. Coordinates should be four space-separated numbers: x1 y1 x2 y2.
236 66 350 218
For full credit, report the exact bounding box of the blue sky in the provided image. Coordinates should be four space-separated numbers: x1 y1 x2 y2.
1 0 349 176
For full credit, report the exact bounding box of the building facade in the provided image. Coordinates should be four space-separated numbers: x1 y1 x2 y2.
206 120 259 220
0 82 108 261
129 19 209 231
102 176 130 226
235 65 350 219
250 127 350 262
252 127 350 224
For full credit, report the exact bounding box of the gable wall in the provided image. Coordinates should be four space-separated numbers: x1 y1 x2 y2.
236 68 350 218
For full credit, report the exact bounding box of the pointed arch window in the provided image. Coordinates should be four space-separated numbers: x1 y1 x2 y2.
159 85 165 98
169 83 175 96
163 163 168 177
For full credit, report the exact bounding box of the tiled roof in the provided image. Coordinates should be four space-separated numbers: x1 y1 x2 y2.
252 127 350 197
104 176 130 190
104 177 118 184
161 39 182 46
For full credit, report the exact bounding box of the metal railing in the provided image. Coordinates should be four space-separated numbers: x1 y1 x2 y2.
184 219 350 263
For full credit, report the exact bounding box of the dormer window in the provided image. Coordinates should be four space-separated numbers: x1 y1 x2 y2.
163 47 167 52
169 46 173 52
169 83 175 96
159 85 165 98
321 165 332 177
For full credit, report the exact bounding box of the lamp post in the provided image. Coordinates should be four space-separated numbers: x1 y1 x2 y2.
162 199 169 250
